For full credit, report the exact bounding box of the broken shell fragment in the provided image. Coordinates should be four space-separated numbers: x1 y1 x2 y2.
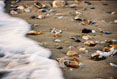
17 5 24 10
40 14 46 19
78 47 86 51
54 39 61 42
37 9 48 13
67 61 79 68
103 47 111 52
33 24 39 27
51 28 62 34
10 10 18 15
24 8 31 13
34 2 42 9
53 0 66 8
54 33 61 37
70 36 81 42
81 20 90 25
90 47 117 61
84 40 97 47
57 57 80 68
110 63 117 67
37 15 45 19
82 35 92 40
66 50 78 56
64 41 69 44
56 46 63 49
74 15 82 21
110 44 117 49
27 30 39 35
90 52 106 61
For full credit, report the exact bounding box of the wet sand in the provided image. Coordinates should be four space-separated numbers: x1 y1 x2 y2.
5 1 117 79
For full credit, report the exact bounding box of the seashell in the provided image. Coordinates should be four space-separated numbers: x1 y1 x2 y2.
24 8 31 13
37 15 45 19
84 40 96 47
27 30 39 35
66 50 78 56
10 10 18 15
17 5 24 10
53 0 66 8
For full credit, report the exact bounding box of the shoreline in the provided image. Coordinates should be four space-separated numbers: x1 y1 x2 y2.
4 0 117 79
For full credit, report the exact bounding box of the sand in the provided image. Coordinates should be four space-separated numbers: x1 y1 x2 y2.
5 0 117 79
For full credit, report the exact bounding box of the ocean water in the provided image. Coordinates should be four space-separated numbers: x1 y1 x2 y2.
0 0 63 79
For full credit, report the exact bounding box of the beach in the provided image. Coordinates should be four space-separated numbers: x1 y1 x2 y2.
3 0 117 79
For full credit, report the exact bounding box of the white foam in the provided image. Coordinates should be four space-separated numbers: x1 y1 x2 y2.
0 0 64 79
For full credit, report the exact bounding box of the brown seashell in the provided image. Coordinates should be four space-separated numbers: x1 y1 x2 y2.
27 30 39 35
72 58 79 62
67 61 79 68
66 50 78 56
84 41 96 47
103 47 110 52
54 33 61 38
81 20 90 25
110 44 117 49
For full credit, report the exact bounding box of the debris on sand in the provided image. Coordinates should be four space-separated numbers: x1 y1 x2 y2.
74 15 82 21
27 30 44 35
54 39 61 43
51 28 62 37
52 0 66 8
84 40 97 47
10 10 18 15
110 44 117 49
82 34 92 40
33 24 39 27
82 28 92 33
66 50 79 56
51 28 62 34
56 46 63 49
37 15 45 19
69 4 78 8
34 1 42 9
78 47 88 53
90 47 117 61
70 35 81 42
81 20 96 25
30 15 36 19
110 63 117 67
57 57 82 68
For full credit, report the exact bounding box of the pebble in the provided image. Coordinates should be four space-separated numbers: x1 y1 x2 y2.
30 16 36 19
82 28 92 33
56 46 63 49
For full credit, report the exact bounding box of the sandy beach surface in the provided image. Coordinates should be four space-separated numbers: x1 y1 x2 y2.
5 0 117 79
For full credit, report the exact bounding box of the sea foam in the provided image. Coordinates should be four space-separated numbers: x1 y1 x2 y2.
0 0 64 79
